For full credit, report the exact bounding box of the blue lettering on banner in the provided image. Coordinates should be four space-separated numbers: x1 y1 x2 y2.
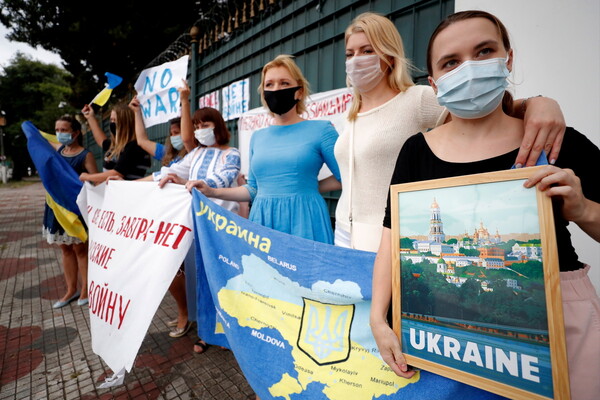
160 68 173 88
154 95 167 116
140 67 180 118
168 88 179 112
143 72 157 94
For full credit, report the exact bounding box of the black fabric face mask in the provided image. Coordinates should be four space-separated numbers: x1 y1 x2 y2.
264 86 300 115
109 122 117 136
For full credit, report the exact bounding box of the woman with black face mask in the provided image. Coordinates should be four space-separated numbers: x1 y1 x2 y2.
186 54 342 244
80 102 150 182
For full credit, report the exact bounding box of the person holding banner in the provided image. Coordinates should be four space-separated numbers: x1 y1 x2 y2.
186 55 342 244
156 103 241 350
134 114 186 167
44 115 98 308
80 103 150 181
125 96 192 337
157 106 242 213
371 11 600 398
334 12 567 252
129 94 190 174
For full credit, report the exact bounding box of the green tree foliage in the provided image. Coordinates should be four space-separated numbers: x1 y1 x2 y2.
401 260 548 330
459 247 480 257
400 237 415 249
0 0 200 106
0 53 76 178
508 260 544 280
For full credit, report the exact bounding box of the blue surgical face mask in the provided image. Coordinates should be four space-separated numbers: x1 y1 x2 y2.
434 56 510 119
170 135 184 151
56 132 74 146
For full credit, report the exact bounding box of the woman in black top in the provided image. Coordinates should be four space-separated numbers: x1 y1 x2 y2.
370 10 600 398
80 102 150 181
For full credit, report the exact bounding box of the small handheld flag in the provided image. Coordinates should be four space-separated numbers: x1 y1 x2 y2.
90 72 123 107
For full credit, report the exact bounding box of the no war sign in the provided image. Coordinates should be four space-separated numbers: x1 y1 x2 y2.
134 55 189 128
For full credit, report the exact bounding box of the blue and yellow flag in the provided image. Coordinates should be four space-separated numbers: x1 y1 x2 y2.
91 72 123 107
192 191 504 400
22 121 87 242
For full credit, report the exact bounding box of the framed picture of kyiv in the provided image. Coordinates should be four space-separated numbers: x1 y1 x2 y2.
390 167 569 400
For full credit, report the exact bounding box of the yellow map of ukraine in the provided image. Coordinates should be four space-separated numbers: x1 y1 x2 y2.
217 253 419 400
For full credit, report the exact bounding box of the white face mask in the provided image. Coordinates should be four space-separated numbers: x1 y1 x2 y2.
194 127 216 146
345 55 385 93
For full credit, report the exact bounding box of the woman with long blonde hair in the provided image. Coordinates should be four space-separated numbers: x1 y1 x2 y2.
80 102 150 182
334 11 566 252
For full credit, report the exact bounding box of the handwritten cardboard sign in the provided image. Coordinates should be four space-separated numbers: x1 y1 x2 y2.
134 56 189 128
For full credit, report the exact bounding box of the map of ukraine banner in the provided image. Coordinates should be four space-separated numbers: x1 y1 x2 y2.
191 191 503 400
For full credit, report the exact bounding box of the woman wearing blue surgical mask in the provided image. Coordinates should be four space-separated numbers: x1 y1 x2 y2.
335 12 567 253
371 12 600 397
43 115 98 309
185 54 342 245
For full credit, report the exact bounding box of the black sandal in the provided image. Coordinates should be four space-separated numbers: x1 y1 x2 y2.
193 339 210 354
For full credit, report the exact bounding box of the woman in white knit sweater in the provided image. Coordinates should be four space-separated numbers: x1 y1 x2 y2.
334 12 566 252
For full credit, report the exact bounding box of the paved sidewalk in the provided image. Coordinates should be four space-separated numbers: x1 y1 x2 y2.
0 181 256 399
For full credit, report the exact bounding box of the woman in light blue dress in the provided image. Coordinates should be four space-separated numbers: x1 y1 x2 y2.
187 54 342 244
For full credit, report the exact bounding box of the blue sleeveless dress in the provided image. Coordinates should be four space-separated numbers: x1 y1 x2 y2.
42 146 89 244
243 120 340 244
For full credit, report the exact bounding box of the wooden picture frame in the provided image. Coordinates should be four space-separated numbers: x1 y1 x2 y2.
390 167 569 400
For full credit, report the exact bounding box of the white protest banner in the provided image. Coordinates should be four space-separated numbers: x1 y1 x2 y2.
134 55 189 128
199 90 220 111
76 181 193 384
237 87 353 176
222 78 250 121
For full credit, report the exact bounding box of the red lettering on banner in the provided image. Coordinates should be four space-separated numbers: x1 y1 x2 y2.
115 216 155 241
88 240 116 269
88 281 132 330
153 222 192 249
91 209 116 233
306 93 353 119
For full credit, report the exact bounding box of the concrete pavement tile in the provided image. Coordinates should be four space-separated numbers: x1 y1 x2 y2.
32 390 49 400
0 182 256 399
14 389 31 400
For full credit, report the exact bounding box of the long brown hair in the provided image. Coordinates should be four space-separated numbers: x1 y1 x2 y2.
161 117 187 166
105 103 136 160
426 10 513 114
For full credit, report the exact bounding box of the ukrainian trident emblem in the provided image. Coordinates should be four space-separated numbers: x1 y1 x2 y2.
298 298 354 365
